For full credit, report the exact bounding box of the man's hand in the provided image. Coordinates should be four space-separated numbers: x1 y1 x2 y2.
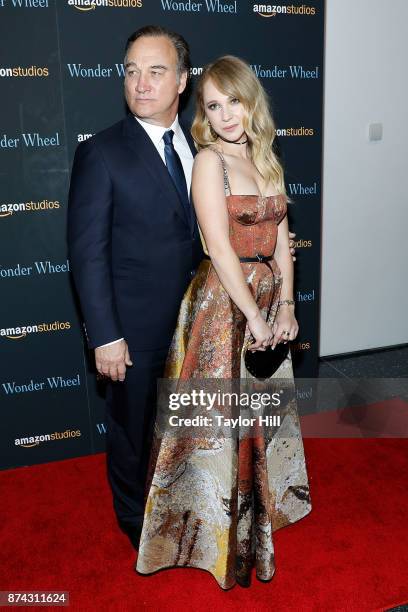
289 230 297 262
95 339 133 382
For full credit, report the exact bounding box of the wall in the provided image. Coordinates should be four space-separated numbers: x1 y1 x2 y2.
320 0 408 356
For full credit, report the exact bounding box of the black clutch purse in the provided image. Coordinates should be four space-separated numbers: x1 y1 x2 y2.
243 268 290 379
240 254 291 380
244 340 289 380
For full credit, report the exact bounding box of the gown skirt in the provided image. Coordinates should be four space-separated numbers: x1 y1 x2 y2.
135 191 312 589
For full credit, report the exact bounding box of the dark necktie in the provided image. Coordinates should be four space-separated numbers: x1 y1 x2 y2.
163 129 191 224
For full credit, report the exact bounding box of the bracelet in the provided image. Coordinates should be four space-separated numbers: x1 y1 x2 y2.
278 299 295 307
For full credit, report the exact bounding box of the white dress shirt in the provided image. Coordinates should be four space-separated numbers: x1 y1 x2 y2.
98 114 194 349
135 114 194 189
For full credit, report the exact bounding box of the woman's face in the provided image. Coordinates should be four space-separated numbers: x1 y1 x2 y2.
202 78 246 142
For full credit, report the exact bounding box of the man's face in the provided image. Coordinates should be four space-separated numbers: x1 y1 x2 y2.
124 35 187 127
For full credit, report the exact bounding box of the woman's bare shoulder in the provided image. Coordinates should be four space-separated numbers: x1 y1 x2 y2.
193 147 224 174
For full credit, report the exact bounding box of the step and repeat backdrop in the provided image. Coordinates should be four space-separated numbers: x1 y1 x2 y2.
0 0 324 470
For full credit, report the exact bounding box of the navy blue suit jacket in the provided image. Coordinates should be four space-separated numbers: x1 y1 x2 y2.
67 113 204 351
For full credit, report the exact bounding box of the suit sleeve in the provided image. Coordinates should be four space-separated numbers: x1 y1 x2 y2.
67 139 123 349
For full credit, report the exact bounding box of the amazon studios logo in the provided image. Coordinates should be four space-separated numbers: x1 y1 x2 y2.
0 65 49 78
0 320 72 340
67 0 142 9
0 199 60 218
253 3 316 17
14 428 82 448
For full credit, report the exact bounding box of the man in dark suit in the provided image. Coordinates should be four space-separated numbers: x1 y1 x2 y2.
67 25 203 551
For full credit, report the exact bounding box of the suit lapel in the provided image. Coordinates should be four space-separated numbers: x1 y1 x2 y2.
123 114 190 228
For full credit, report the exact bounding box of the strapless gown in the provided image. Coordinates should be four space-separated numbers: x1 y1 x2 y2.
135 192 312 589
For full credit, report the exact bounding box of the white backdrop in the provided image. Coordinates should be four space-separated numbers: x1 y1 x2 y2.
319 0 408 357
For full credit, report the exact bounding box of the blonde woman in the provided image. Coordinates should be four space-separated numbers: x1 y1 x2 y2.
136 56 312 589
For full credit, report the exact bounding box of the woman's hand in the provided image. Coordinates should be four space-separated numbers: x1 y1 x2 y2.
247 311 274 351
288 230 297 262
271 305 299 349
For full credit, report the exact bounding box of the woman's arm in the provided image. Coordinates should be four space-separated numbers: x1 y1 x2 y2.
271 213 299 347
191 149 272 349
273 214 294 302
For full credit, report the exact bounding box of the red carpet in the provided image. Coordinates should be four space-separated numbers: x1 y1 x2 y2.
301 397 408 438
1 436 408 611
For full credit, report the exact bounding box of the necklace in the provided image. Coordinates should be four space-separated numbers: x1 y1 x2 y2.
218 133 248 146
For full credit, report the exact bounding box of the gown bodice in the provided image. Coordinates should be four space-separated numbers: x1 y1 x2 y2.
197 148 287 259
225 193 287 258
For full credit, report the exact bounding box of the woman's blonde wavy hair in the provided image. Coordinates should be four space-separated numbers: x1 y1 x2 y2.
191 55 291 201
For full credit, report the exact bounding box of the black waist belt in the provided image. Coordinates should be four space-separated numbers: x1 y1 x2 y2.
203 253 273 264
202 252 275 319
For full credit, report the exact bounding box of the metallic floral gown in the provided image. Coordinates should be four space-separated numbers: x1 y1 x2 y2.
135 149 312 589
